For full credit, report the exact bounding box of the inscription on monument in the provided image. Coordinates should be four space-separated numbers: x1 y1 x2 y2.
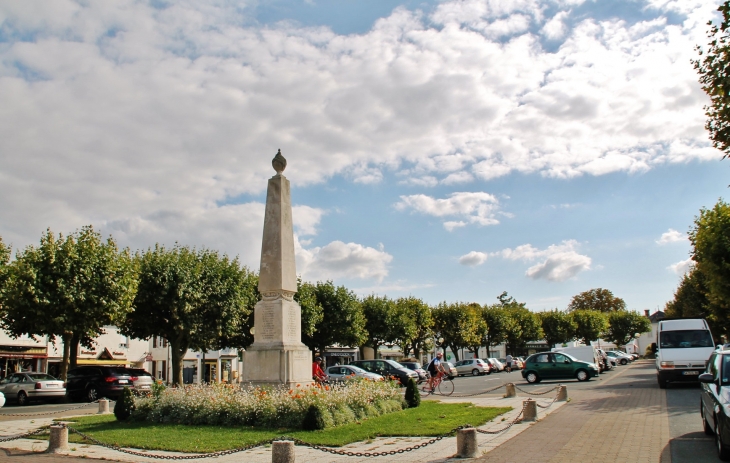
261 306 275 340
286 305 297 341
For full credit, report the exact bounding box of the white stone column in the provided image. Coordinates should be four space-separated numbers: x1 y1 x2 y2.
216 357 222 383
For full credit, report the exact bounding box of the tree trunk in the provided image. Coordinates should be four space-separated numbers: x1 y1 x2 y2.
60 333 71 381
69 333 80 370
449 344 459 362
169 339 188 387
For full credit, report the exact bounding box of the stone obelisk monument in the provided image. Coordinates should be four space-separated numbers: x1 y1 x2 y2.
242 150 313 387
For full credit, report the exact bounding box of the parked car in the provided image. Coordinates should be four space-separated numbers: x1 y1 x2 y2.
123 368 155 395
0 391 4 408
325 365 383 382
606 351 631 365
0 372 66 405
453 359 491 376
350 360 418 386
488 358 505 372
444 361 457 380
399 361 429 383
512 358 524 370
521 352 600 383
65 366 136 402
699 349 730 460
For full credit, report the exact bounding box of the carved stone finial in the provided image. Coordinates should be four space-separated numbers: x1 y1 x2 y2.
272 149 287 174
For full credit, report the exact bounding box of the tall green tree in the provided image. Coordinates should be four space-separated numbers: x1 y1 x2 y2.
690 200 730 322
295 280 325 350
570 309 609 345
396 297 433 359
1 227 137 380
568 288 626 313
122 245 255 386
361 294 400 358
539 309 576 348
694 2 730 158
0 236 10 290
432 302 485 362
665 267 728 337
481 304 511 357
604 310 651 348
305 281 367 355
503 304 543 356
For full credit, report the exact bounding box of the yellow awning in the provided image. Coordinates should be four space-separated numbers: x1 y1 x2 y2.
76 359 129 365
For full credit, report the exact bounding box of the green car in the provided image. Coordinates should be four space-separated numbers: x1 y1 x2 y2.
521 352 600 383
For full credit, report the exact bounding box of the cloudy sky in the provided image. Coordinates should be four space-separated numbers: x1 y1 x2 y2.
1 0 727 312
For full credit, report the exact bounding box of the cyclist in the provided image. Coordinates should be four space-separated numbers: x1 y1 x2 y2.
426 352 446 392
312 357 328 383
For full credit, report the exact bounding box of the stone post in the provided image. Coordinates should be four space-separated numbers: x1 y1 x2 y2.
456 428 479 458
556 384 568 402
47 425 69 453
272 440 295 463
97 399 110 414
504 383 516 398
522 399 537 422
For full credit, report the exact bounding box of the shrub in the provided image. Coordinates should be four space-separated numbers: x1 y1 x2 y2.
404 378 420 408
114 386 136 421
302 404 327 430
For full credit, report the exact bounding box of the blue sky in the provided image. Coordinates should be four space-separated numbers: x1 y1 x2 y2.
0 0 727 313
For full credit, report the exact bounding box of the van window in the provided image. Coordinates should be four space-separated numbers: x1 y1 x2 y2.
659 330 713 348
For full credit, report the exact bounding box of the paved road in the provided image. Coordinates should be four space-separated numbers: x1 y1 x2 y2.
666 382 718 462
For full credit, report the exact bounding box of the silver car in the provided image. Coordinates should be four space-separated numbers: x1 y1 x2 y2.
453 359 490 376
325 365 383 381
0 372 66 405
124 368 155 395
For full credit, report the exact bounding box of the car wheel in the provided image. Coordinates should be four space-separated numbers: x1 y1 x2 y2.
576 369 589 382
86 387 98 402
486 369 492 375
16 391 28 406
620 358 628 365
525 372 540 384
472 369 480 376
717 417 730 461
704 403 714 436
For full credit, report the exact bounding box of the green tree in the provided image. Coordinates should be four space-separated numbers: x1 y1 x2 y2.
432 302 485 362
295 280 325 350
604 310 651 348
361 294 400 358
665 267 728 337
690 200 730 321
0 236 10 290
306 281 367 355
539 309 576 348
503 304 542 356
122 244 255 386
568 288 626 313
570 309 608 345
481 305 511 357
396 297 433 359
694 2 730 158
0 227 137 380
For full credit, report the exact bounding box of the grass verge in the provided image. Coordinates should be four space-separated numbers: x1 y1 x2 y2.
50 402 510 453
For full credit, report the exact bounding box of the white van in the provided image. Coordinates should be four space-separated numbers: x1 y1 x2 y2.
655 318 715 389
552 346 602 371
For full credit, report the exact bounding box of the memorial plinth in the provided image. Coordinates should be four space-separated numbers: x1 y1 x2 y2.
242 150 313 387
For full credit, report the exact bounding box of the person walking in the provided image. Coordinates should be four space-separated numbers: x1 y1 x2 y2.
505 353 513 373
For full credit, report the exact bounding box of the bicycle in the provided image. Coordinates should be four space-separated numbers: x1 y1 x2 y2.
420 371 454 396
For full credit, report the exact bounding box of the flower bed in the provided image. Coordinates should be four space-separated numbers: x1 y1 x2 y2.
132 379 404 429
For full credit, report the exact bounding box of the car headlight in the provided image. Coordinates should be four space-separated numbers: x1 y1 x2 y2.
660 361 674 369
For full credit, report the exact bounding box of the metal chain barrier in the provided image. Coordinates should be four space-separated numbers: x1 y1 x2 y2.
65 424 270 460
0 426 50 443
535 395 559 409
475 401 527 435
447 382 508 398
513 384 560 396
0 399 112 417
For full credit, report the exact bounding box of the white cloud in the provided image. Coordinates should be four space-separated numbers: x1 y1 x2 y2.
496 240 591 281
656 228 687 245
668 257 693 275
542 11 570 40
459 251 488 266
394 191 501 230
296 240 393 282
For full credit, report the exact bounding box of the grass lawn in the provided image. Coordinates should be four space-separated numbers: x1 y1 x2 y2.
51 402 511 453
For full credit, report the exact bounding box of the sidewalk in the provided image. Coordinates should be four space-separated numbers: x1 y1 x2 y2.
0 389 565 462
475 360 671 463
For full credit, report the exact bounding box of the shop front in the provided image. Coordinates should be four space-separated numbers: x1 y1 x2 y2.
0 346 48 378
323 348 359 367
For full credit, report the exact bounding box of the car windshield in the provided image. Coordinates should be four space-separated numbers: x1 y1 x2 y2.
386 360 405 369
660 330 714 348
347 365 368 374
28 374 56 381
127 369 153 377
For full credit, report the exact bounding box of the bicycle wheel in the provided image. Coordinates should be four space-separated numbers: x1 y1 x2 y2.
420 384 433 395
438 378 454 396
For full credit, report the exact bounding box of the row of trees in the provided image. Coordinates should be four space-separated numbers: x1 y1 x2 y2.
0 227 650 385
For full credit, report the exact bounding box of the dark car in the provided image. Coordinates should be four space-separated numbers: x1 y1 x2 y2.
700 350 730 460
66 366 136 402
521 352 599 383
350 359 418 386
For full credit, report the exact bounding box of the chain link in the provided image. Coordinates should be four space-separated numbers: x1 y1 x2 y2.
513 384 560 396
535 396 559 409
475 401 527 435
0 426 50 442
0 399 112 417
447 382 507 398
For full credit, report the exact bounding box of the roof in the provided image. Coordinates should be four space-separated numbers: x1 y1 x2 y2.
649 311 666 323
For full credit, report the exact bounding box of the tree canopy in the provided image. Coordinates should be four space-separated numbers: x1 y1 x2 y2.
539 309 576 348
305 281 367 355
396 297 433 359
432 302 484 362
604 310 651 348
567 288 626 313
570 309 608 345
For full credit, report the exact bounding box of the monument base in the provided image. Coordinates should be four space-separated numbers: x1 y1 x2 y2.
242 343 313 387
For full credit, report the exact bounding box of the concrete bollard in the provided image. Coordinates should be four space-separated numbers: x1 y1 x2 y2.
47 425 69 453
272 440 295 463
556 385 568 402
504 383 516 398
98 399 111 414
522 399 537 422
456 428 479 458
